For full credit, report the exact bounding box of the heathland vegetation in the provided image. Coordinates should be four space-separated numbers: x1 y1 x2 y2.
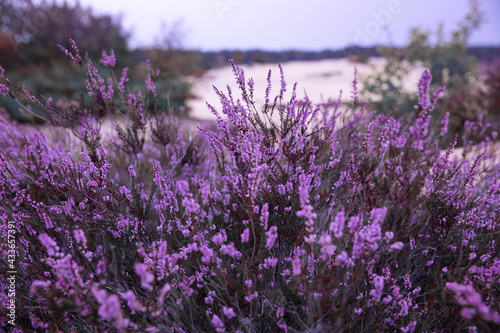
0 0 499 332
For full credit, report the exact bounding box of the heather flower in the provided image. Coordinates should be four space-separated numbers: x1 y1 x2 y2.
0 83 9 96
260 202 269 228
241 229 250 243
57 38 81 64
441 112 450 136
347 215 360 233
205 293 214 305
335 251 349 266
278 63 287 100
100 49 116 68
73 229 87 247
401 321 417 333
245 292 258 303
417 70 433 112
38 234 59 257
200 245 214 263
91 286 128 329
122 290 146 313
292 258 301 276
134 263 154 291
117 67 129 93
370 207 388 225
265 226 278 249
223 306 236 319
145 60 156 97
318 234 336 261
211 314 224 329
369 275 384 303
182 197 200 214
221 243 241 259
446 283 500 322
128 165 136 177
384 231 394 241
176 180 189 196
277 184 286 195
330 211 345 238
158 283 171 307
382 295 393 304
29 280 51 296
245 279 253 288
352 222 382 259
388 242 404 253
212 232 225 246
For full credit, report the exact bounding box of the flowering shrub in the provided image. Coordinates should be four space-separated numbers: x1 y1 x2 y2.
0 41 499 332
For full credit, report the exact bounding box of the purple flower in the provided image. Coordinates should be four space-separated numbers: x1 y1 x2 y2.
212 314 224 328
128 165 136 177
100 49 116 68
278 64 287 100
348 216 360 233
117 67 129 93
369 275 384 303
245 279 253 288
221 242 241 259
182 197 200 214
389 242 404 253
177 180 189 196
260 203 269 228
277 184 286 195
200 245 214 264
146 59 156 97
91 286 127 328
401 321 417 333
265 226 278 249
212 232 225 246
223 306 236 319
38 234 59 257
441 112 450 136
330 211 345 238
241 229 250 243
292 258 301 276
370 207 387 225
417 70 432 111
122 290 146 313
134 263 154 291
0 83 9 96
73 229 87 247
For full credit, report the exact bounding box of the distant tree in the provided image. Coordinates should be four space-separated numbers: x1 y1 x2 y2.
361 0 491 145
0 0 129 68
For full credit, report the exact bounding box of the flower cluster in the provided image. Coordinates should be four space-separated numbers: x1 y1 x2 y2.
0 42 499 332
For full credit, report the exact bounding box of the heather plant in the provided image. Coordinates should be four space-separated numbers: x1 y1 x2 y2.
0 41 499 332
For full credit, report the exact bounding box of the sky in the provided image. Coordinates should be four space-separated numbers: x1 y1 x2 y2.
56 0 499 50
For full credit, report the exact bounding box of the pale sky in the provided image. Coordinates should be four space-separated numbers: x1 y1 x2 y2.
56 0 499 50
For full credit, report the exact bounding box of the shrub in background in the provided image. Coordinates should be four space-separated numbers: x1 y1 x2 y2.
362 0 499 146
0 41 499 332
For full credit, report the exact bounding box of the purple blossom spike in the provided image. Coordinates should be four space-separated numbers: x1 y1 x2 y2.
100 49 116 68
265 226 278 249
134 263 154 291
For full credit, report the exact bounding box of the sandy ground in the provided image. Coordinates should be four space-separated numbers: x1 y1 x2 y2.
34 57 427 140
186 57 426 121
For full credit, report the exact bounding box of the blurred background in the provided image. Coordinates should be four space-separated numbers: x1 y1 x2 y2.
0 0 499 143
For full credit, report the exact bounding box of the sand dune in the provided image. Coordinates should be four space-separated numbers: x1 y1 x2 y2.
186 57 426 120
